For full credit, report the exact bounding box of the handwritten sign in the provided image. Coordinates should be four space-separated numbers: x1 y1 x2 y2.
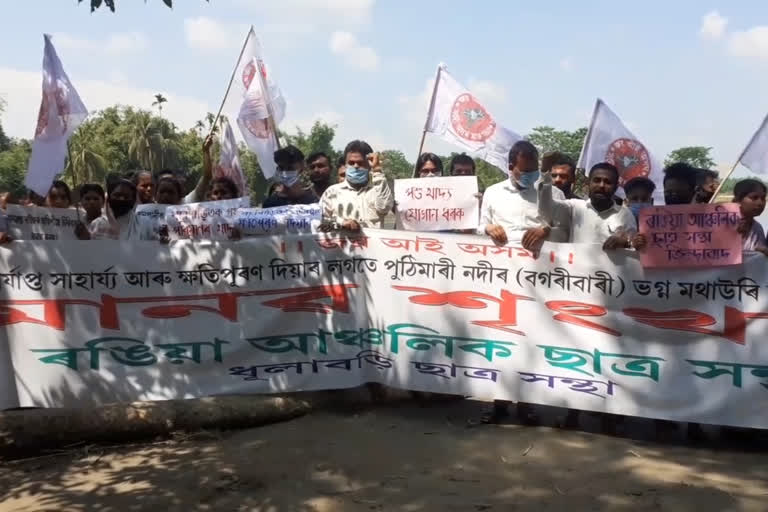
135 203 170 240
165 197 250 240
5 205 81 241
236 205 321 236
639 203 742 268
394 176 479 231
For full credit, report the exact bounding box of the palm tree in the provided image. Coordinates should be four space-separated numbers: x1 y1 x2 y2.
128 112 164 170
152 93 167 116
65 124 107 184
127 111 181 171
194 119 205 135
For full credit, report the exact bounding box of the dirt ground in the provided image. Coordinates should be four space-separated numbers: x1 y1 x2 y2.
1 399 767 512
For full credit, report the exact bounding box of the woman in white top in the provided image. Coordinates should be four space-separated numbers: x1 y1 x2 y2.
81 179 140 240
734 179 768 255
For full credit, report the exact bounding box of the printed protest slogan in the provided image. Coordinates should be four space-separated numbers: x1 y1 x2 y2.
166 197 250 240
235 205 321 235
6 205 81 241
639 204 742 268
394 176 479 231
1 230 767 429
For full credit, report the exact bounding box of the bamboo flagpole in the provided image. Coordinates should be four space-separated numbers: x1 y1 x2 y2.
208 26 255 138
66 141 82 223
709 113 768 204
412 63 443 177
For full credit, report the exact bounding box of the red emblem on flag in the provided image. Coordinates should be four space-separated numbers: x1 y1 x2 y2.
605 138 651 185
242 60 268 90
450 93 496 143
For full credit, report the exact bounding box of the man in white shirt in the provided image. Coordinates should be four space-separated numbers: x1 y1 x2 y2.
319 140 393 231
539 162 637 249
479 140 564 250
479 140 560 425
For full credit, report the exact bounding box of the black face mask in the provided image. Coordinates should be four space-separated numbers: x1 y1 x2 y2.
109 199 134 218
664 194 691 206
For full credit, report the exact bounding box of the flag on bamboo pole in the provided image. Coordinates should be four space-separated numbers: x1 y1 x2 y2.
578 98 663 196
233 29 285 179
215 117 247 197
737 114 768 175
424 64 521 173
25 34 88 196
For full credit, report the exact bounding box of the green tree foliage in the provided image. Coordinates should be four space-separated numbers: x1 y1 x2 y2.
283 121 340 164
526 126 588 162
664 146 716 169
79 0 207 12
0 139 31 198
152 93 167 116
379 149 412 184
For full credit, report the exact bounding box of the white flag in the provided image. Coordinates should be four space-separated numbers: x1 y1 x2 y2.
216 117 247 197
233 29 286 180
578 99 663 197
738 114 768 174
425 64 521 173
25 34 88 196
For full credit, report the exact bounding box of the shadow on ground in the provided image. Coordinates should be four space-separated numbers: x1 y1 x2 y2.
2 399 768 512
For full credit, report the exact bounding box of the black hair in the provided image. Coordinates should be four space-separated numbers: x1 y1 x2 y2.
416 153 444 175
156 176 183 198
508 140 538 166
663 162 698 191
48 180 72 203
623 177 656 195
78 183 105 198
589 162 619 182
733 179 767 201
210 176 239 197
343 140 374 161
449 153 475 174
336 155 346 168
695 168 719 187
130 169 153 185
274 145 305 169
307 151 330 166
107 178 137 198
550 152 576 176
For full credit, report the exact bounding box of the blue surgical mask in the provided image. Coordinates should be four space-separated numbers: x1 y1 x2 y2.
629 202 653 219
278 169 300 187
516 170 540 189
346 166 369 185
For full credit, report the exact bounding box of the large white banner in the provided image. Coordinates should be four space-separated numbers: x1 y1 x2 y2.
0 231 767 429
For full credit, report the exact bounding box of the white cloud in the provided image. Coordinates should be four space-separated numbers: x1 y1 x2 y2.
728 25 768 59
237 0 375 26
184 16 245 52
397 77 433 125
700 10 728 40
559 57 574 72
329 31 379 71
53 32 149 56
467 78 507 105
282 109 344 133
0 67 212 139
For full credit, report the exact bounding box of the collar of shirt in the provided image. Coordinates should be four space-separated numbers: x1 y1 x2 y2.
585 198 622 216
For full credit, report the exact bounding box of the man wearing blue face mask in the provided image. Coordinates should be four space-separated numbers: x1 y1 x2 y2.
262 145 319 208
319 140 394 231
478 140 562 426
478 140 562 250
